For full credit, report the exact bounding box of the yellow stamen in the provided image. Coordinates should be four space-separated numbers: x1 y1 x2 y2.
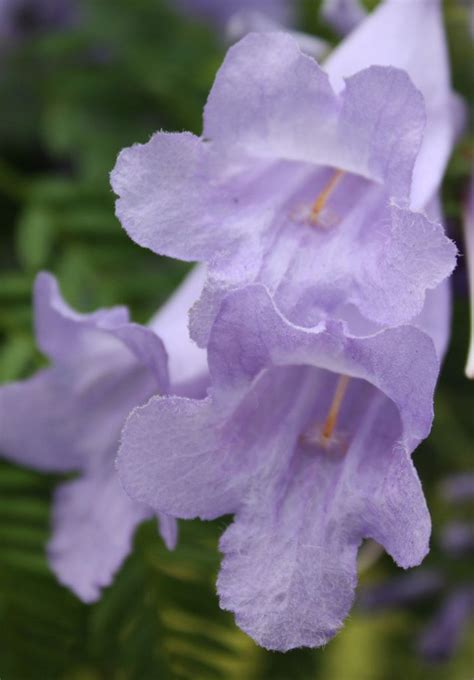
321 374 350 442
309 169 344 225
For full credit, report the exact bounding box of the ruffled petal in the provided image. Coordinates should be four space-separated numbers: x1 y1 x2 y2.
119 284 437 534
217 389 430 651
204 33 425 198
0 273 168 471
265 197 456 329
48 467 155 602
325 0 461 209
35 272 169 389
118 362 312 519
119 284 437 650
209 285 438 445
111 131 242 263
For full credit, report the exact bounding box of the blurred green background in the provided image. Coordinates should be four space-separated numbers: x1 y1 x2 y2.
0 1 472 678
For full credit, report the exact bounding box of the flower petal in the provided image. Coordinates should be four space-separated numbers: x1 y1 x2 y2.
209 285 438 445
0 273 168 472
119 284 438 525
118 362 311 519
204 33 424 197
48 466 174 602
0 368 85 472
325 0 461 209
35 272 169 388
150 265 208 387
217 389 430 651
111 131 241 262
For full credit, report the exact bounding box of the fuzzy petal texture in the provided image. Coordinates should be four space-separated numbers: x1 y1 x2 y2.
204 34 424 198
218 392 429 650
325 0 462 209
118 285 436 649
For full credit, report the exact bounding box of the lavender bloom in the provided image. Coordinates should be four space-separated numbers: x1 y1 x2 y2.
321 0 367 36
117 282 443 651
112 9 457 347
463 177 474 377
0 267 208 602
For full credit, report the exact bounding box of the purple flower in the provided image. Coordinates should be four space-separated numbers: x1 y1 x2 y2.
117 283 443 650
463 176 474 377
112 27 457 348
321 0 367 36
0 267 208 601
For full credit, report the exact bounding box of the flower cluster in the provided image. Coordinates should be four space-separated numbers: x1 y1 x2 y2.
0 0 467 653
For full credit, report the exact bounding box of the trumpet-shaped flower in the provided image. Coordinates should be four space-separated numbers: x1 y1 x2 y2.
112 29 456 347
117 284 444 650
0 267 207 601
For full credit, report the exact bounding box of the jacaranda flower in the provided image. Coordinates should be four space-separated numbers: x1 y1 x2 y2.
0 267 208 601
111 28 457 347
117 283 444 650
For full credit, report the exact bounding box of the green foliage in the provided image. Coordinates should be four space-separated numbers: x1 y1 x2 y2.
0 1 473 678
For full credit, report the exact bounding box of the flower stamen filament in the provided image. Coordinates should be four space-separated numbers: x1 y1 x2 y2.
309 169 344 225
321 374 350 442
